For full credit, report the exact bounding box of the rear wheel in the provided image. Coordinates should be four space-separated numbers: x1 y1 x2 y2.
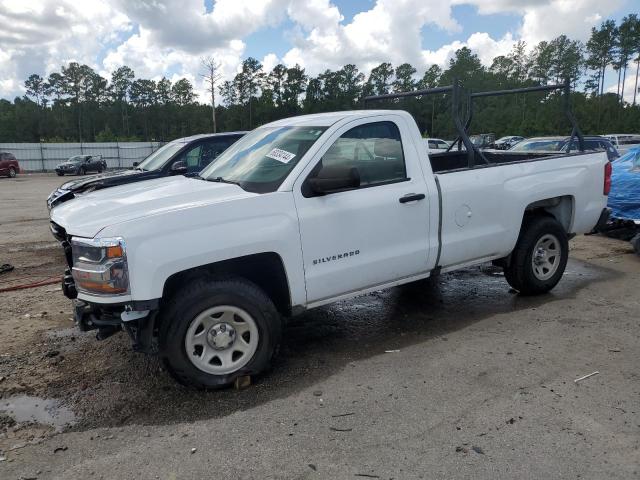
8 167 16 178
504 215 568 295
159 277 281 389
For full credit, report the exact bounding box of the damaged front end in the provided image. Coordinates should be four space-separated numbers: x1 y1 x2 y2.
50 220 159 354
73 300 159 353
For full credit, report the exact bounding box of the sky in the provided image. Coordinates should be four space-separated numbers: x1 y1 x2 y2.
0 0 637 102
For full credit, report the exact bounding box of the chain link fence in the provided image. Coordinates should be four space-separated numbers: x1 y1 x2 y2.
0 142 165 172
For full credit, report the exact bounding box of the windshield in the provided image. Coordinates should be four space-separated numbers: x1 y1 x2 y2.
68 156 84 163
137 142 185 171
200 126 327 193
510 139 562 152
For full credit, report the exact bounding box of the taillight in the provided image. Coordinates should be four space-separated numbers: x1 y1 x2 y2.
603 162 612 195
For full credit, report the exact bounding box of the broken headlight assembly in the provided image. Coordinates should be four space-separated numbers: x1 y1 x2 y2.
71 237 129 295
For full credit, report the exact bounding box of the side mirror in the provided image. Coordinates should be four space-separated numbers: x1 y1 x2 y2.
170 160 188 175
307 165 360 195
132 161 139 167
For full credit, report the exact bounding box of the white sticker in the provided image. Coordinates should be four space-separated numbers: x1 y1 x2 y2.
266 148 296 164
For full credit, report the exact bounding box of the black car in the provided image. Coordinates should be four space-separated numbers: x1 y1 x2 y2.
55 155 107 176
47 132 246 209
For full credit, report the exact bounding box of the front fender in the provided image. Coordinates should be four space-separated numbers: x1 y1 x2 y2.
98 192 307 307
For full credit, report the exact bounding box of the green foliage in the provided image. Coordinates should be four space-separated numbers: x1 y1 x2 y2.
3 15 640 143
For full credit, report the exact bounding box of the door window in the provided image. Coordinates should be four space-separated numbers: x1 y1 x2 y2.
317 121 406 189
199 138 235 169
182 145 203 172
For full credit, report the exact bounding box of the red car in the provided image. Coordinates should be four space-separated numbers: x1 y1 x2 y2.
0 152 19 178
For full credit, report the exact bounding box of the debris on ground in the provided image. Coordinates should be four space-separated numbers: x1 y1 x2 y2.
384 349 400 353
233 375 251 390
0 264 14 275
574 371 600 383
190 448 197 454
472 446 485 455
53 446 67 453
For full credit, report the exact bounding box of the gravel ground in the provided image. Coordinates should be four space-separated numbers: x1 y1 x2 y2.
0 174 638 479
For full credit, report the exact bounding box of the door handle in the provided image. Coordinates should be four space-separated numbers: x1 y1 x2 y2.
399 193 425 204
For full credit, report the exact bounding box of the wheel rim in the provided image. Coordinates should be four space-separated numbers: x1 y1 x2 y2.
9 168 15 177
184 305 259 375
531 233 561 281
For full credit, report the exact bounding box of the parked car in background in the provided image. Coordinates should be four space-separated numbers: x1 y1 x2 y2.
510 136 619 161
604 134 640 154
47 132 246 209
470 133 495 149
55 155 107 176
0 152 19 178
423 138 450 151
491 136 524 150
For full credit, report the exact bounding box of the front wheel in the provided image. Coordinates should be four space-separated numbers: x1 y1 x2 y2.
78 167 85 175
8 167 16 178
504 215 569 295
159 277 281 389
56 171 64 176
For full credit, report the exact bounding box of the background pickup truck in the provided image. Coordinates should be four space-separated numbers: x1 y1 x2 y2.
49 84 610 389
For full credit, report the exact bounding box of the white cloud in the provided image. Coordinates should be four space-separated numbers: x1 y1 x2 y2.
0 0 630 101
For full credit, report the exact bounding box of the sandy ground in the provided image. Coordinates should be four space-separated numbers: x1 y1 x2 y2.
0 174 638 479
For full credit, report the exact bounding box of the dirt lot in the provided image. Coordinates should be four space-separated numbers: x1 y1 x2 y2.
0 173 639 479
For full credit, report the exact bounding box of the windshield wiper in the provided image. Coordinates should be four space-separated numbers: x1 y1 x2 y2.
205 176 242 187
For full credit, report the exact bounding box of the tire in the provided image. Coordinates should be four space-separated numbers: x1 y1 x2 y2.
56 171 64 176
504 215 569 295
8 167 16 178
159 276 282 389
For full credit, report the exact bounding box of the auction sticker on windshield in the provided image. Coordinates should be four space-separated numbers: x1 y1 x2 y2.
266 148 296 163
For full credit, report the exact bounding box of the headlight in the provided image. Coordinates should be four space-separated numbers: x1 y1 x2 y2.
71 237 129 295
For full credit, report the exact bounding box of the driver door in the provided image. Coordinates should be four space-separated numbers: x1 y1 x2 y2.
293 118 432 304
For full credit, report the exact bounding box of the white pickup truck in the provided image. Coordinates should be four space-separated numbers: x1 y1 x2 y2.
50 108 611 388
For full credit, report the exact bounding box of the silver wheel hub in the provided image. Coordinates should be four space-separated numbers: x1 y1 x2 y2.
207 322 236 350
531 234 561 281
184 306 259 375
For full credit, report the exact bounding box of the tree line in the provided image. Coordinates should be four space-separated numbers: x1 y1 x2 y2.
0 13 638 143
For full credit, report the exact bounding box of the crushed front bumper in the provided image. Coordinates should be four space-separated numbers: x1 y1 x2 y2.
74 299 159 353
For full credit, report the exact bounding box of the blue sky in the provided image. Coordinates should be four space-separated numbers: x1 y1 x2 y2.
0 0 636 100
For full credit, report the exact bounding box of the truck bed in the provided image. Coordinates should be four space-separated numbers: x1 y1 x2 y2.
429 150 562 173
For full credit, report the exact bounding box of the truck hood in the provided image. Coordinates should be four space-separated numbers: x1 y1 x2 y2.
51 176 256 238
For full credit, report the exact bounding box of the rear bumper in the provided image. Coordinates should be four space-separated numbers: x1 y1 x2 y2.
591 207 611 233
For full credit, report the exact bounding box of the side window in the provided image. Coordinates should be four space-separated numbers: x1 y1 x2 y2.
438 141 448 149
320 121 406 188
428 140 437 149
183 145 202 171
199 139 234 168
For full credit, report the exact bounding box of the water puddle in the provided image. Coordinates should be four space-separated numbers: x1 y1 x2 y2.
0 395 76 432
